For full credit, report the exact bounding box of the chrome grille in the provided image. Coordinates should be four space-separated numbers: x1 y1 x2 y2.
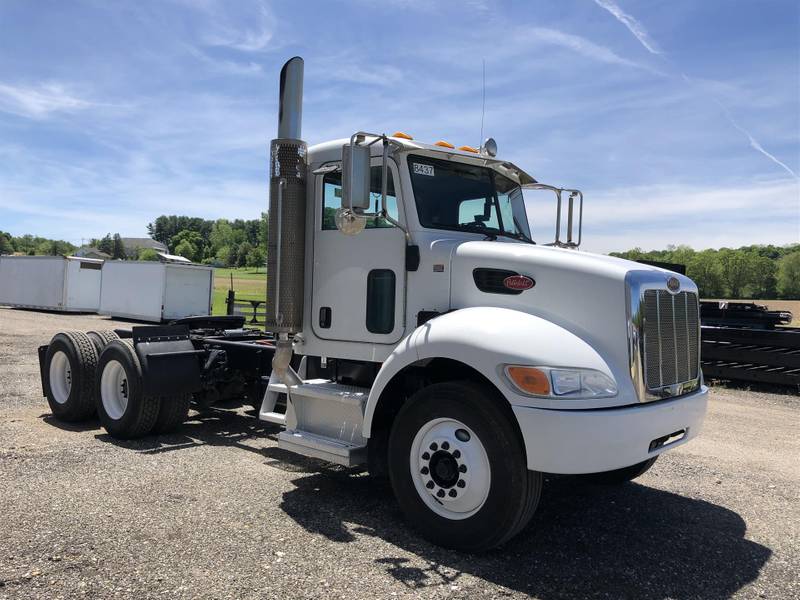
642 290 699 390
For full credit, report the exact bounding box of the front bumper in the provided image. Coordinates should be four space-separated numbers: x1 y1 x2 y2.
512 386 708 474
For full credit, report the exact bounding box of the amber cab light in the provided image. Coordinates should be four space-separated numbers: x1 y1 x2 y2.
392 131 413 140
434 140 455 149
506 366 551 396
458 145 479 153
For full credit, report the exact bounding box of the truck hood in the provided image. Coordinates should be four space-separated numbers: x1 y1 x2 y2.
448 241 684 388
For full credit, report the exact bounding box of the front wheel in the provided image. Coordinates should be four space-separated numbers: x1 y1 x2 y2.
388 381 541 552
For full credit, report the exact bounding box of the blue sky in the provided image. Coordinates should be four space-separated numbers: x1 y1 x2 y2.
0 0 797 253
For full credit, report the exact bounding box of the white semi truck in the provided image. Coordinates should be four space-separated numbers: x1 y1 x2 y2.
38 57 708 551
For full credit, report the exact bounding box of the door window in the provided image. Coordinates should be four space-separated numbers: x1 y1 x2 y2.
322 167 398 230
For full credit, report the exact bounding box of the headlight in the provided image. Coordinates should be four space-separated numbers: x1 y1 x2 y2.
504 365 617 399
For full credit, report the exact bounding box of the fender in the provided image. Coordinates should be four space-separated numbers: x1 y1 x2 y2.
362 306 620 437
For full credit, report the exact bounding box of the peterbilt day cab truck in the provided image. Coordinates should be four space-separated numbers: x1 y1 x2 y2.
38 57 708 551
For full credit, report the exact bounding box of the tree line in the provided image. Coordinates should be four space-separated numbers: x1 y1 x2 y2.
0 232 76 256
147 214 267 268
611 244 800 300
3 224 798 299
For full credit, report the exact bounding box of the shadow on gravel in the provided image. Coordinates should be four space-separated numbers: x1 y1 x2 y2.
41 414 100 432
91 405 280 457
49 405 772 598
280 470 772 600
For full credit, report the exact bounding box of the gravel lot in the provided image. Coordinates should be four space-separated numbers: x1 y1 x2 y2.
1 307 798 599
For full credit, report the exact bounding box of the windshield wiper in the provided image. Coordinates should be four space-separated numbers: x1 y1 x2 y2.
495 229 535 244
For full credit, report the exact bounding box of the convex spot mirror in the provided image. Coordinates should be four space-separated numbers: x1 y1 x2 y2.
342 143 371 211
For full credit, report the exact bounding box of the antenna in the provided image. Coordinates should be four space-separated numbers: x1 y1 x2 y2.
479 58 486 149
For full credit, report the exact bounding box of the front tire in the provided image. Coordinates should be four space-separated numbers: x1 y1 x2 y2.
388 381 541 552
96 340 160 439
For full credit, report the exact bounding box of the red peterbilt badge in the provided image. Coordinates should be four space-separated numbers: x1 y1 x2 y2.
503 275 535 291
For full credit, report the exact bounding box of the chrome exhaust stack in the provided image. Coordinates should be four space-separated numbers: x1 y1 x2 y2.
266 57 307 391
267 56 307 335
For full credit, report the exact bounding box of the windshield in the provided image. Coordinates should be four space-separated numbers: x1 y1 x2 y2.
407 155 533 242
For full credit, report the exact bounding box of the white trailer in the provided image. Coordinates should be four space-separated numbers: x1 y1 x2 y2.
38 57 709 552
98 261 212 322
0 255 102 312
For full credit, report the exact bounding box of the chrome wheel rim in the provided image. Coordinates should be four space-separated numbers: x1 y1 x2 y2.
410 418 490 520
100 360 129 420
48 351 72 404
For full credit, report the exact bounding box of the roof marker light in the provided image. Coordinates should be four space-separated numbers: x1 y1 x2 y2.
434 140 455 149
392 131 413 140
458 145 479 153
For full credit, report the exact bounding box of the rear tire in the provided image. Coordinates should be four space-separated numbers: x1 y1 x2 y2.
388 381 541 552
96 340 160 439
86 330 120 355
44 331 98 422
153 393 191 434
581 456 658 485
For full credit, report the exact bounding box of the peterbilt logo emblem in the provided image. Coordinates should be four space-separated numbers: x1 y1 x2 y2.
667 277 681 292
504 275 535 291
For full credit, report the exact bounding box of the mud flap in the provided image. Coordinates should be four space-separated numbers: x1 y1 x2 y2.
132 325 202 396
38 345 49 396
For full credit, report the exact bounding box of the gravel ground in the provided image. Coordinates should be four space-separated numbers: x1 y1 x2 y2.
1 307 798 599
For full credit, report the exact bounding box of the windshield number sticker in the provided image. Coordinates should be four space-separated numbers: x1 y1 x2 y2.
413 163 435 177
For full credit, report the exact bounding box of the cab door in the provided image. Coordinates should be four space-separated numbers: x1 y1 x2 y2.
311 159 407 344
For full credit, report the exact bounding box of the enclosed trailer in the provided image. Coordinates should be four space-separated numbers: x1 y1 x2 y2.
98 261 213 322
0 255 103 312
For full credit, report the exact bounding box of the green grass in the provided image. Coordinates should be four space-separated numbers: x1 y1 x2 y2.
211 267 267 319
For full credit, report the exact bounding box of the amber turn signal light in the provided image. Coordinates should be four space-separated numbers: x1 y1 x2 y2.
506 366 551 396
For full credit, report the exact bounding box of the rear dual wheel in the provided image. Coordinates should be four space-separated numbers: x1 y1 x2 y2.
86 330 120 355
96 340 190 438
388 381 542 552
44 331 98 422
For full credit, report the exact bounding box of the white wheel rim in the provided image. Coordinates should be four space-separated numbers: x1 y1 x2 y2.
410 418 491 520
100 360 129 420
48 351 72 404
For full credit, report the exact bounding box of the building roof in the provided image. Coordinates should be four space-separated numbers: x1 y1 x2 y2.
75 246 111 259
157 252 192 263
121 238 167 250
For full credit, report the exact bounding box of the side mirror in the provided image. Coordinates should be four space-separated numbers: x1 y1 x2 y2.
342 143 371 210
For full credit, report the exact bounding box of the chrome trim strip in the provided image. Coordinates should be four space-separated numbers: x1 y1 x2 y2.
625 270 701 403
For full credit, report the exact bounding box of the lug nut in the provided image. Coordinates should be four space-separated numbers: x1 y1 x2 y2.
448 490 457 497
430 443 438 451
426 481 434 489
452 450 461 459
420 467 429 475
456 480 466 488
437 489 445 498
422 452 430 460
441 441 450 450
459 464 467 473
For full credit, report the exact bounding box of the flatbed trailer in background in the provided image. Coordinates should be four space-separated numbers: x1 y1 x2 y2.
700 301 799 387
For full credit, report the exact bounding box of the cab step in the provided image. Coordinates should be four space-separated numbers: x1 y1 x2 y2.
267 378 369 407
278 429 367 467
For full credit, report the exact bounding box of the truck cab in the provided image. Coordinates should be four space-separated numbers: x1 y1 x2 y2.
38 57 708 552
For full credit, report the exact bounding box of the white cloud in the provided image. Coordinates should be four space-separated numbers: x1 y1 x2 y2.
529 27 642 69
197 2 274 51
593 0 662 55
0 83 93 119
577 179 800 252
